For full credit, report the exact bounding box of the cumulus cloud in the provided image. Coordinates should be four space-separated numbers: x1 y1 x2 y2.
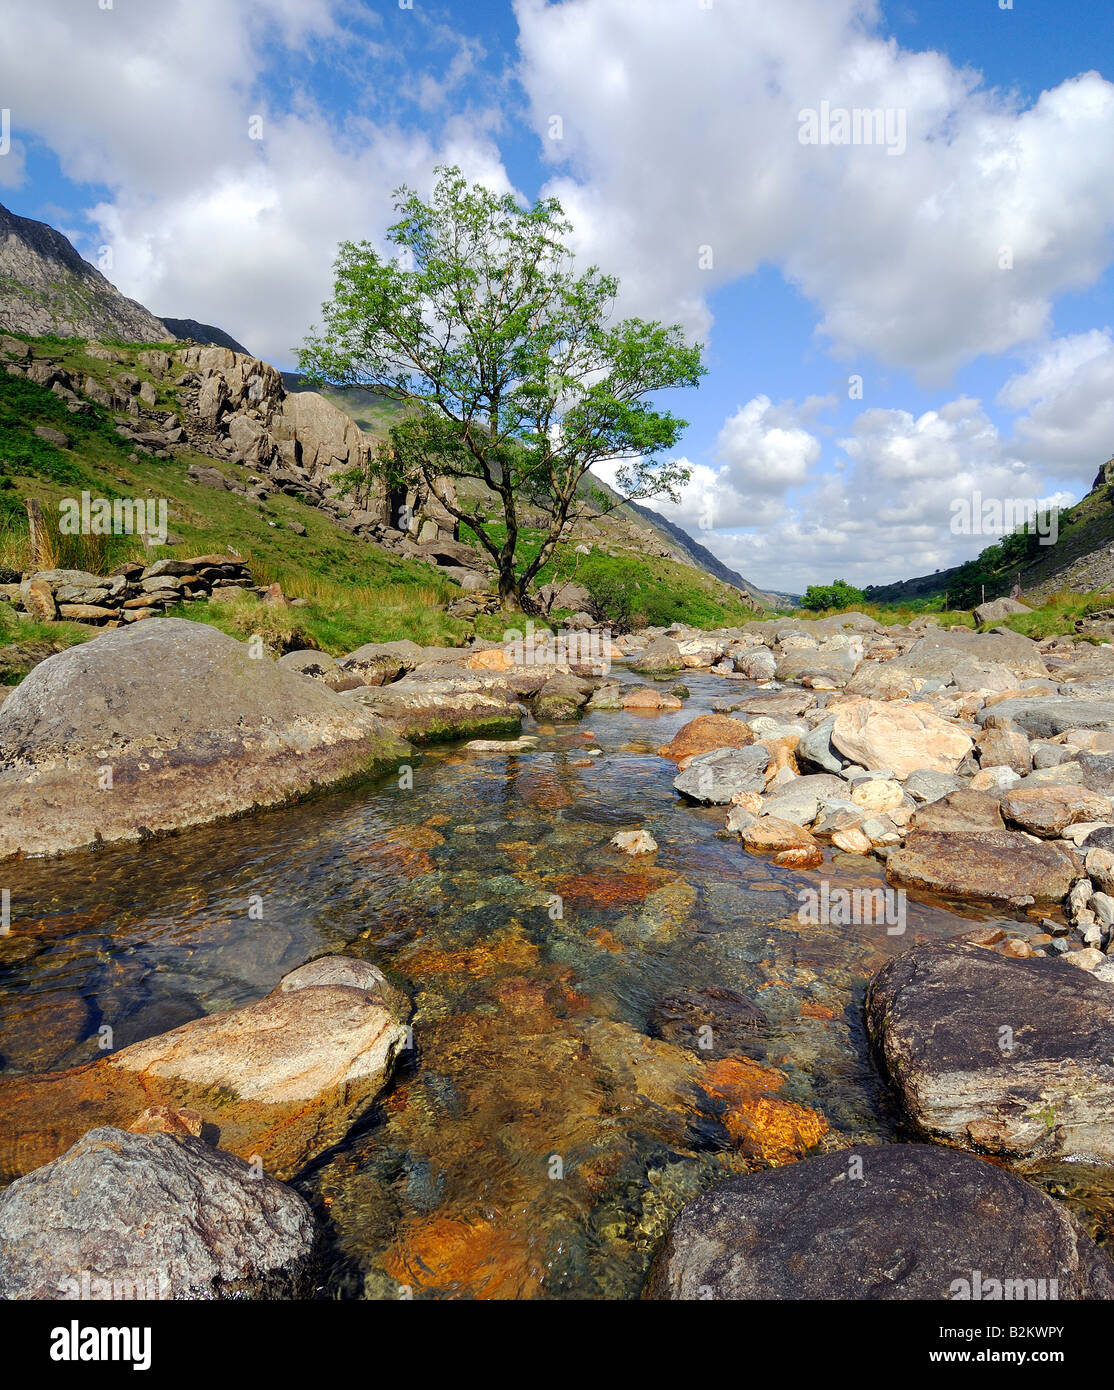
515 0 1114 380
998 330 1114 479
674 390 1090 594
0 0 513 363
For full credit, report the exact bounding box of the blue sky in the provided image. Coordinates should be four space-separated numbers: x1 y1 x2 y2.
1 0 1113 594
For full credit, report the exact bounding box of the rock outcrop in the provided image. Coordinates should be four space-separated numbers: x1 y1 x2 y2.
0 618 410 858
646 1144 1114 1299
0 1127 316 1300
0 956 410 1182
866 941 1114 1165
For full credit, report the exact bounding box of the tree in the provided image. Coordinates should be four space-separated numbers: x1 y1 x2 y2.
799 578 865 611
299 167 704 610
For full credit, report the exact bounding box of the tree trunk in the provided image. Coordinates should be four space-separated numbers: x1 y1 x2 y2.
498 569 524 612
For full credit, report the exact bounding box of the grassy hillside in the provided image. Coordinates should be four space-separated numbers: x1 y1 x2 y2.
864 469 1114 609
0 335 768 659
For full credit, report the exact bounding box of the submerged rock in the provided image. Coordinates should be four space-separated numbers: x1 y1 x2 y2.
887 829 1080 905
646 1144 1114 1299
0 1127 315 1300
866 941 1114 1165
0 956 411 1183
343 678 522 743
0 619 409 859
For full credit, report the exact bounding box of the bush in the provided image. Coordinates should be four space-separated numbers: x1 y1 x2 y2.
800 579 865 611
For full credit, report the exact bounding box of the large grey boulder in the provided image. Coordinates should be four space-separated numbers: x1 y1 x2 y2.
674 745 769 804
0 1128 315 1300
630 637 684 675
866 941 1114 1165
0 619 410 858
646 1144 1114 1300
977 698 1114 739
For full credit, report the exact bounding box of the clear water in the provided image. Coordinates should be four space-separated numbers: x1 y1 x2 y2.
1 671 1109 1298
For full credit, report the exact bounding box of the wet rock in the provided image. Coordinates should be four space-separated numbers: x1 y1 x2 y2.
0 957 410 1182
866 941 1114 1164
831 699 973 778
0 1127 315 1299
0 619 410 859
740 815 823 868
648 984 769 1059
646 1144 1114 1299
657 713 753 764
533 671 592 721
342 679 521 743
887 829 1079 906
611 829 658 855
674 745 769 804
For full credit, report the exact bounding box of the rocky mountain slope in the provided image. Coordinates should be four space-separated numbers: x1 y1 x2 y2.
0 201 772 613
0 203 168 343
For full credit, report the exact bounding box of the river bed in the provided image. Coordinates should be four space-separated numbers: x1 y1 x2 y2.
1 670 1110 1297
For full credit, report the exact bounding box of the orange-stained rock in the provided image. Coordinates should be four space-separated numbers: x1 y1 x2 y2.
759 736 800 783
384 1215 542 1299
741 816 824 868
657 713 752 763
464 648 514 672
697 1056 829 1163
401 928 541 981
623 688 684 711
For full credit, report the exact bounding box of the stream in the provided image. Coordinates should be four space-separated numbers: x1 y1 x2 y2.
1 669 1111 1298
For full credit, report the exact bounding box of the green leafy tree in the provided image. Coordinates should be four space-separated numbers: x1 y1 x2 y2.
799 578 865 611
300 167 704 609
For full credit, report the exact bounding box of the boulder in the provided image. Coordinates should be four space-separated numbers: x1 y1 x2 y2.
831 699 973 778
0 1127 315 1300
646 1144 1114 1299
1001 785 1112 838
276 648 345 688
629 637 684 675
342 678 522 743
739 816 824 868
974 597 1032 623
0 619 410 858
673 745 769 804
978 699 1114 739
0 956 410 1183
533 671 593 721
887 830 1079 905
866 941 1114 1165
657 714 753 764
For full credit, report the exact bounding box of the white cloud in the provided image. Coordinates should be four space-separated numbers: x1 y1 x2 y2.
515 0 1114 380
998 329 1114 479
0 0 512 364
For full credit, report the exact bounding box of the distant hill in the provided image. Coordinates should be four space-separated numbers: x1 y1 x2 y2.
625 499 784 609
0 201 168 342
866 457 1114 607
160 318 252 355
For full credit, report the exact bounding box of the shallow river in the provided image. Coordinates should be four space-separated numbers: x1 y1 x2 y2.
1 670 1110 1297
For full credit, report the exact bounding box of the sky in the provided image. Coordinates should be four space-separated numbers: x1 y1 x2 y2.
1 0 1112 595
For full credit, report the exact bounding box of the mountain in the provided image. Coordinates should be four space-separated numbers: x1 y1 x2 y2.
625 499 785 609
0 202 168 342
0 201 775 609
160 318 252 354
